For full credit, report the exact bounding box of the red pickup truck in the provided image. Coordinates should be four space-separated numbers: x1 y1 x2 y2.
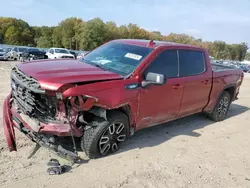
3 39 244 161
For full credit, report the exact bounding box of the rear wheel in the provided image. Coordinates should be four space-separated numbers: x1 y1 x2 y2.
81 111 129 159
209 91 231 122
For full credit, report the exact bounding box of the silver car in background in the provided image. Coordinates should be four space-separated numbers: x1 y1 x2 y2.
8 46 28 60
0 48 9 61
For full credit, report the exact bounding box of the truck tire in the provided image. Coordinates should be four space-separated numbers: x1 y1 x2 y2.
209 91 231 122
81 111 129 159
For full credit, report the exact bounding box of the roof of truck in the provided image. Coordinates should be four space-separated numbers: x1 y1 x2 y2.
113 39 203 50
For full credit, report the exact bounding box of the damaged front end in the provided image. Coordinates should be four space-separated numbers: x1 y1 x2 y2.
3 67 104 162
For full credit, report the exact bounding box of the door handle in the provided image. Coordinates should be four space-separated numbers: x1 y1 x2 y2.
172 84 183 89
201 80 210 84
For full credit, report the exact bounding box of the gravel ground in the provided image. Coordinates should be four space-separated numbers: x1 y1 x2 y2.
0 61 250 188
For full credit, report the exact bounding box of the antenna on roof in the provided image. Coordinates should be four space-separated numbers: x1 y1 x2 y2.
148 40 155 47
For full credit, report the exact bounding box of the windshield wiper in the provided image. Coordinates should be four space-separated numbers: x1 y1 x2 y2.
83 59 112 71
93 64 112 71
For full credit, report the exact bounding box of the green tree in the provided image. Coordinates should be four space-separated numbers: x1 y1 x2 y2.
208 41 227 59
0 16 249 60
52 26 63 48
1 17 34 45
106 21 120 41
36 36 52 48
78 18 108 50
58 17 83 49
117 25 129 38
237 43 248 61
149 31 162 40
245 52 250 61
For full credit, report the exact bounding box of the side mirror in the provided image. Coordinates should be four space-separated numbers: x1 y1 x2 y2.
141 72 166 88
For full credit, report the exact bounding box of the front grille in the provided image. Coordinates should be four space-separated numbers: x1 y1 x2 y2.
11 67 57 123
11 67 43 92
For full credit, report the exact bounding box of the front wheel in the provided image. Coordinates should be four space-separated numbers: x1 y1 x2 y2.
81 111 129 159
209 91 231 122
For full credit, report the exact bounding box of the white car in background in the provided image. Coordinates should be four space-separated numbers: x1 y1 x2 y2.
46 48 75 59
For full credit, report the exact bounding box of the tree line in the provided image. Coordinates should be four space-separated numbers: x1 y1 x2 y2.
0 17 249 61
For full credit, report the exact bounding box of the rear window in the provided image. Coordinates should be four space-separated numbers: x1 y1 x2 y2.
55 49 70 54
179 50 205 77
28 48 40 52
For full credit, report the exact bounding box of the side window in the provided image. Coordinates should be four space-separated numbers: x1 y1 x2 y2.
13 47 17 52
179 50 205 77
144 50 178 78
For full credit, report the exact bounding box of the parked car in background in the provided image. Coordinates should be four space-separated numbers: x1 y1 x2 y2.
239 65 250 73
69 50 77 59
46 48 75 59
3 39 244 161
4 47 12 53
8 46 28 60
0 48 9 61
19 48 48 62
76 50 89 59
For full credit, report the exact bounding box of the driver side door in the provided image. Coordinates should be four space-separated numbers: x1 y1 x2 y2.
137 49 184 129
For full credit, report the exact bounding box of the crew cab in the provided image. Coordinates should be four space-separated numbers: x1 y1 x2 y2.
3 39 244 161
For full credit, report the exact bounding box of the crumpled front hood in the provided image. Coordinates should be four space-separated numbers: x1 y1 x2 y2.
17 59 122 90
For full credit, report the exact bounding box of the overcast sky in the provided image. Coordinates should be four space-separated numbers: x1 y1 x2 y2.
1 0 250 45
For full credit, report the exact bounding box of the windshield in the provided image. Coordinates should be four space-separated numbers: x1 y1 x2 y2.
28 48 40 52
4 48 11 52
55 49 70 54
19 48 27 52
81 42 153 76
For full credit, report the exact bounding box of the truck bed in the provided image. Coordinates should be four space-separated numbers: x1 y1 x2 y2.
211 62 237 72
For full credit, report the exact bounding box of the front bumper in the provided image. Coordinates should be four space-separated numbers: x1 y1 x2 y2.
0 56 8 60
3 94 82 152
3 95 16 151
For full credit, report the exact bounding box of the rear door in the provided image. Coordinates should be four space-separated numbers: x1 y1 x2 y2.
137 49 183 129
177 49 212 117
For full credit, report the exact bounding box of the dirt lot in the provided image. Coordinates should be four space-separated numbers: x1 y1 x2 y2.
0 61 250 188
